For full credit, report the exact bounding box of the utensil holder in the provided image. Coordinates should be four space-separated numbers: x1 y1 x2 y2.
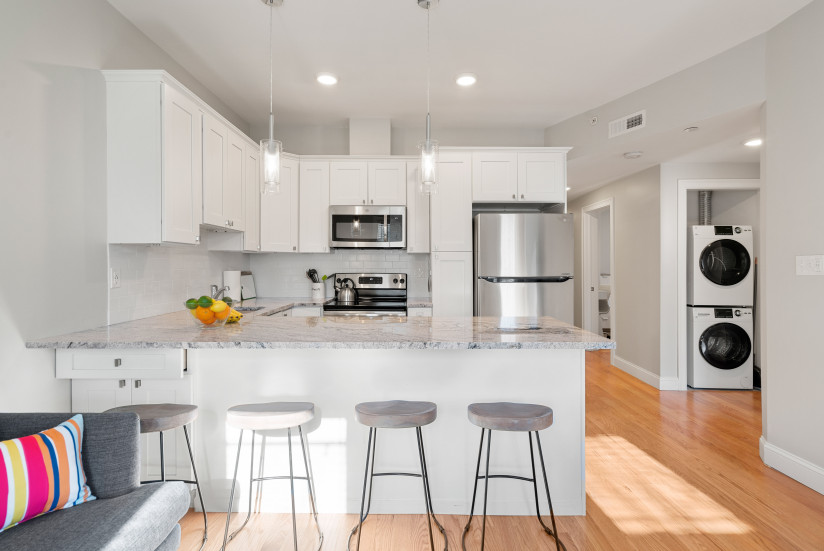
311 282 324 300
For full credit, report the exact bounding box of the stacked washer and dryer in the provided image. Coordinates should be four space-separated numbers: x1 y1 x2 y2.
687 225 755 389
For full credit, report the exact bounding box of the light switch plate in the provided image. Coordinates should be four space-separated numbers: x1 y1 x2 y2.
796 255 824 276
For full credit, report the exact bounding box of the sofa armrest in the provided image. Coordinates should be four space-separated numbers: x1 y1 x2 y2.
0 412 140 499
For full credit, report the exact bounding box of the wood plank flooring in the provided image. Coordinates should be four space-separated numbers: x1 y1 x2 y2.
179 350 824 550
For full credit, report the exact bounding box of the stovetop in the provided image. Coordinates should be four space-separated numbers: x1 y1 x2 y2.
325 272 408 313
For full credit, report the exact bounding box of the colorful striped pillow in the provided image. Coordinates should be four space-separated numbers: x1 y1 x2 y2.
0 414 96 532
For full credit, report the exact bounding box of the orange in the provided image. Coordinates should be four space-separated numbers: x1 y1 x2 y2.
195 306 216 325
214 307 230 321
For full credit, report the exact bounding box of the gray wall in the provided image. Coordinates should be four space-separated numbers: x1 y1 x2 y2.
0 0 248 412
761 0 824 491
568 166 661 377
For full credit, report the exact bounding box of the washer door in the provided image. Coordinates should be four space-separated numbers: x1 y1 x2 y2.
699 239 751 286
699 323 752 370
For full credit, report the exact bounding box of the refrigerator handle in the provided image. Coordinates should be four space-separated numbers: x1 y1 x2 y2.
478 276 573 283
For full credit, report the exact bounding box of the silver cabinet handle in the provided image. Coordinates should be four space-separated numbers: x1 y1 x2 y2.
134 380 141 389
521 194 524 199
119 380 126 388
512 194 516 199
114 358 121 367
257 245 261 251
362 199 366 204
370 199 374 204
293 246 296 251
195 235 200 242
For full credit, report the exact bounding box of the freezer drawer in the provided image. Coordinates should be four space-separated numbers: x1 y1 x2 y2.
475 279 574 323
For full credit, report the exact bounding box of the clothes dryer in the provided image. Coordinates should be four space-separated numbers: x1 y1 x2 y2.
688 306 753 389
688 225 754 307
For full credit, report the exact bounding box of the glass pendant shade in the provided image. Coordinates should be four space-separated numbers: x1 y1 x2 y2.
260 137 282 195
418 138 439 194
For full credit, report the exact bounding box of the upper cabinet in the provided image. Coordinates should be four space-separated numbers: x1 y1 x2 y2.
203 112 245 231
242 144 261 252
261 155 299 252
430 151 473 252
299 161 330 253
406 162 430 254
471 148 570 204
329 159 406 205
105 71 203 245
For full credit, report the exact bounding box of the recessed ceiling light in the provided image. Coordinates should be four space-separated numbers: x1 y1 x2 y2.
623 151 643 159
316 73 338 86
456 73 477 87
683 126 699 133
744 138 763 147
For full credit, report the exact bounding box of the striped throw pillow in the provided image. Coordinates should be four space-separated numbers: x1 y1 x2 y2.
0 414 96 532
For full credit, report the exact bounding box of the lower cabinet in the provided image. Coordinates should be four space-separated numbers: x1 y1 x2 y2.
407 306 432 317
431 252 473 317
292 306 322 317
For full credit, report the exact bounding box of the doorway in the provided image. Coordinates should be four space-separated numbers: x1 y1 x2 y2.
582 198 615 362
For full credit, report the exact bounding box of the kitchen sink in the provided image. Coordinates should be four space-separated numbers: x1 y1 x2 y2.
234 306 265 312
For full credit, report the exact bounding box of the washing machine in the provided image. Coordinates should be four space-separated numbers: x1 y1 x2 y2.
688 225 754 307
688 306 753 389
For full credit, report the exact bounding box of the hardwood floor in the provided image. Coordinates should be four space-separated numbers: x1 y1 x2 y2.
179 350 824 550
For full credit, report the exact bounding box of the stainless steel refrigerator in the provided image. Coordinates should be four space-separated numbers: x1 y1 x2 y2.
474 213 574 323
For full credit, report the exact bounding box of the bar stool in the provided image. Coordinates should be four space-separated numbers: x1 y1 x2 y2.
222 402 322 551
106 403 207 551
462 402 565 551
349 400 446 551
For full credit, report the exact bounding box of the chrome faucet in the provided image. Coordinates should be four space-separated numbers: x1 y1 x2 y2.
210 285 228 300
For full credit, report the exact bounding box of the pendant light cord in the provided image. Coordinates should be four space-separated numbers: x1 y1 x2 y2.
426 5 430 116
268 1 274 140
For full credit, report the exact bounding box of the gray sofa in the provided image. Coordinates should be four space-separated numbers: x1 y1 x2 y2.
0 413 190 551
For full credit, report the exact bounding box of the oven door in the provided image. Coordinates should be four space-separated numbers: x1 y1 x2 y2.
330 206 406 249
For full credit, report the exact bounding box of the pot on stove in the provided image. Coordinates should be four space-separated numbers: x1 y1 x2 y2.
338 278 358 304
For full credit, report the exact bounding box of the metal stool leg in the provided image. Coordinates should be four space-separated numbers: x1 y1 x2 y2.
352 427 375 551
462 427 487 551
287 427 298 551
535 432 564 551
183 425 208 551
159 431 166 481
480 429 492 551
414 427 436 550
299 426 324 550
416 427 447 550
222 429 244 551
228 430 256 541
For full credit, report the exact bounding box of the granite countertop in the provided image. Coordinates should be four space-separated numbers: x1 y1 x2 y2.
407 298 433 308
26 297 615 350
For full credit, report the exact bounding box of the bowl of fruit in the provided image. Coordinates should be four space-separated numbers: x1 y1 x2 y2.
184 296 243 327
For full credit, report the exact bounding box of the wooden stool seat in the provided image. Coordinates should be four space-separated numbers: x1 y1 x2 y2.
226 401 315 431
355 400 437 428
467 402 554 432
107 403 198 433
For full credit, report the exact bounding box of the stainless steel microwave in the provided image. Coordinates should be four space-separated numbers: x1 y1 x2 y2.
329 205 406 249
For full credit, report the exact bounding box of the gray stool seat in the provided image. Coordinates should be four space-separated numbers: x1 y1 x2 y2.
355 400 437 428
226 401 315 431
107 403 198 433
468 402 554 432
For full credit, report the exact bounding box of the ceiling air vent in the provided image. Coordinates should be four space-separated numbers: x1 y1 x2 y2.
609 110 646 138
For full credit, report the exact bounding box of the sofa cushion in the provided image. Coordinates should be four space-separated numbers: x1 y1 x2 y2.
0 414 95 532
0 481 190 551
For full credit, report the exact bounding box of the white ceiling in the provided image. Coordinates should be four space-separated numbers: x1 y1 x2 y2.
107 0 810 133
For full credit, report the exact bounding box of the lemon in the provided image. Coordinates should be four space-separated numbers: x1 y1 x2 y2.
210 300 228 313
197 296 213 309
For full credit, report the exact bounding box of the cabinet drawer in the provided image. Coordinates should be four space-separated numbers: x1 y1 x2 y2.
56 349 185 379
408 307 432 317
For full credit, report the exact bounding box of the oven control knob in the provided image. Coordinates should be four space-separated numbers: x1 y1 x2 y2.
393 278 398 284
400 278 405 284
336 278 342 283
735 310 741 316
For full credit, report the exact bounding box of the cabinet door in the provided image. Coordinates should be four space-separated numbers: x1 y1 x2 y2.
431 251 473 317
517 152 566 203
472 151 518 202
71 379 132 413
299 161 330 253
202 113 228 226
224 131 246 230
243 144 261 252
162 84 202 244
430 152 472 252
329 161 368 205
261 156 299 252
407 307 432 317
368 161 407 205
406 162 430 253
132 376 194 482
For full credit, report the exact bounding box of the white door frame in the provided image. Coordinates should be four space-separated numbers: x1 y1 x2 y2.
676 179 761 390
582 197 615 365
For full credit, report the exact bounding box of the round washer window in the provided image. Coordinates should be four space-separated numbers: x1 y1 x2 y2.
699 239 751 286
699 323 752 370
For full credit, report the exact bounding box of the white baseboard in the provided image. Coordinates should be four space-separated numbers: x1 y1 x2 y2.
613 355 664 389
760 436 824 495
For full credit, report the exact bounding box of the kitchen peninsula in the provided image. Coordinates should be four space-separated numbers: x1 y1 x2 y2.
28 306 613 517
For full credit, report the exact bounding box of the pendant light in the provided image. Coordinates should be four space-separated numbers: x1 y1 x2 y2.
418 0 438 194
260 0 283 195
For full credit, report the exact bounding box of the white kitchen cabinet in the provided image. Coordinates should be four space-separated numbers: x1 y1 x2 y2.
431 251 474 317
243 144 261 252
291 306 322 317
430 152 473 252
203 112 245 231
299 161 331 253
329 161 368 205
329 160 407 205
104 72 203 245
471 149 570 204
261 155 299 252
407 306 432 317
406 162 430 253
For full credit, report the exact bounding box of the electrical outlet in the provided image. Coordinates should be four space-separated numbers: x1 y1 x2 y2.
110 268 121 289
796 255 824 275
